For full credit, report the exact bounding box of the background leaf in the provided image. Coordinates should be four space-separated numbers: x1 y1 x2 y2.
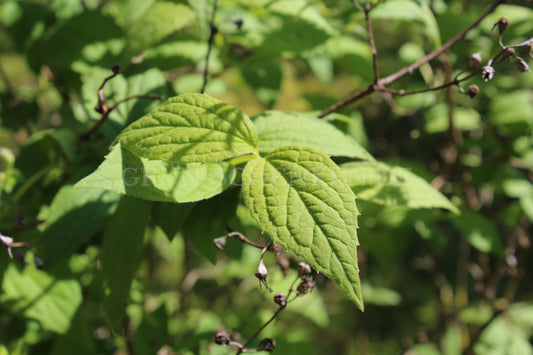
341 161 458 212
242 146 363 309
0 263 82 334
101 196 152 331
253 111 374 160
41 186 120 265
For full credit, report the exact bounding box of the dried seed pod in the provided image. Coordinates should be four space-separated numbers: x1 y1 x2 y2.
215 331 230 345
297 262 312 277
257 338 276 352
465 84 480 98
34 256 44 270
233 18 243 29
213 236 228 250
111 65 121 74
467 51 483 70
210 22 219 35
274 293 287 307
481 66 495 82
493 17 509 34
296 277 315 295
517 57 530 72
255 259 272 292
502 47 516 60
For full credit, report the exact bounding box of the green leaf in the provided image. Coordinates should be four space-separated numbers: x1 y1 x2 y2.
242 146 363 309
27 11 124 71
152 202 195 240
0 263 82 334
452 210 503 255
101 196 152 331
371 0 441 47
241 61 282 106
118 93 259 163
489 90 533 133
41 186 120 265
475 317 533 355
75 143 235 203
183 189 240 264
341 161 458 212
253 111 374 160
123 2 195 60
362 283 402 306
425 103 481 134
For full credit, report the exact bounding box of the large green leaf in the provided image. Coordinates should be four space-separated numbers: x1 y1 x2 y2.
118 93 259 163
41 186 120 265
242 146 363 310
75 143 235 203
475 317 533 355
341 161 458 212
253 111 373 160
0 263 82 334
101 196 152 331
123 2 195 60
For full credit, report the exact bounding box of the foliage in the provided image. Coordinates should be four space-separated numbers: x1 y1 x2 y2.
0 0 532 354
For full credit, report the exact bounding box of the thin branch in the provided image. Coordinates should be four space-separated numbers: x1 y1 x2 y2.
201 0 220 94
318 0 507 117
236 305 285 354
361 0 380 82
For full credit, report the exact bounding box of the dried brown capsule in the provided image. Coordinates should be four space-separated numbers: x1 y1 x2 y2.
494 17 509 34
215 331 230 345
274 293 287 307
213 236 228 250
466 85 480 98
467 51 483 70
297 262 312 277
257 338 276 352
517 57 530 72
296 277 315 295
111 65 121 74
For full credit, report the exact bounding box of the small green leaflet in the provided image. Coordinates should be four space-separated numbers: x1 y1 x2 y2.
242 146 363 310
341 161 459 213
75 143 235 203
118 93 259 163
253 111 374 161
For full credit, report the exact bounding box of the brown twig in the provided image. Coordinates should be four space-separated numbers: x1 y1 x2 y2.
318 0 507 118
78 67 162 141
201 0 219 94
236 306 286 355
0 220 43 236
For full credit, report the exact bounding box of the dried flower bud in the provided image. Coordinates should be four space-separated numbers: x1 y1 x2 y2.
215 331 230 345
517 57 530 72
34 256 44 270
0 234 14 259
467 51 483 70
494 17 509 34
111 65 121 74
257 338 276 352
481 65 495 81
14 249 26 267
465 84 480 98
296 277 315 295
233 18 243 29
297 262 312 277
274 293 287 307
255 259 272 292
213 236 228 250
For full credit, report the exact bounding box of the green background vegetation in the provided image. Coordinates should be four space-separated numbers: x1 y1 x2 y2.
0 0 532 354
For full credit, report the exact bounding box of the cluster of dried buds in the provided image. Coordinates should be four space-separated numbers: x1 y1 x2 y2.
462 17 531 99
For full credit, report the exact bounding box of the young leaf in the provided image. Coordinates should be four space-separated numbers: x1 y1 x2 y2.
242 146 363 310
75 143 235 203
101 196 152 331
118 93 259 163
41 186 120 266
0 263 82 334
123 2 195 60
341 161 459 213
253 111 373 160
